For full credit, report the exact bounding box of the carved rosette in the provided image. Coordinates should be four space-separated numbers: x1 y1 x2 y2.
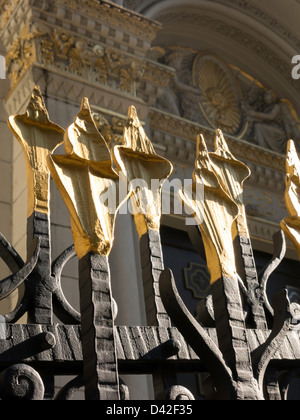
193 53 245 136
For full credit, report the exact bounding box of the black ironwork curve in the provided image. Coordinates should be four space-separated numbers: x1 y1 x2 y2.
252 290 292 391
258 230 287 318
51 245 80 324
159 268 236 400
0 232 24 272
0 237 40 301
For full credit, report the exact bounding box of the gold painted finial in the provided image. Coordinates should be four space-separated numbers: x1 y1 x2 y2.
113 106 173 237
179 132 239 284
123 106 156 154
284 140 300 217
64 97 111 164
209 129 251 237
8 86 64 217
48 98 126 259
281 140 300 258
196 134 211 171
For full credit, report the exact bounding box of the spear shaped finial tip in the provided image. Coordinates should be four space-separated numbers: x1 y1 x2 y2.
80 97 90 111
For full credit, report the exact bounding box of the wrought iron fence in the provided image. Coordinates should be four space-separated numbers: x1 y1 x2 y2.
0 85 299 400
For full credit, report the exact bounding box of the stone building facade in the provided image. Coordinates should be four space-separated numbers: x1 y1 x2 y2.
0 0 299 399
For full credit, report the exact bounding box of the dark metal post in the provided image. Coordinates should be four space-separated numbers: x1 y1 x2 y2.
211 275 262 400
140 229 170 328
79 252 120 400
26 212 53 325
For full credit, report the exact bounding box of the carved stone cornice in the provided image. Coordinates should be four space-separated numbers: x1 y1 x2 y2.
56 0 161 39
1 1 173 107
0 0 161 51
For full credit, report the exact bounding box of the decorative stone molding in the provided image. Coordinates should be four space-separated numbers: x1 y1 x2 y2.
4 65 150 120
211 0 300 52
0 0 161 52
156 13 297 95
149 109 285 173
5 22 147 93
1 0 174 116
247 216 291 251
127 0 300 52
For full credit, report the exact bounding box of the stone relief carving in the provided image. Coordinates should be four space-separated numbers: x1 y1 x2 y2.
92 112 125 149
4 18 173 109
5 23 167 98
242 91 300 154
38 25 145 94
5 25 41 88
193 53 244 136
153 48 300 154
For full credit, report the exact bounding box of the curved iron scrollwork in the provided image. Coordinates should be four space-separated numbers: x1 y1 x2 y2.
157 386 195 401
0 364 45 400
0 86 298 400
51 245 80 324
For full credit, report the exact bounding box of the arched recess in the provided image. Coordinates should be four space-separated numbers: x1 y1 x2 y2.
135 0 300 114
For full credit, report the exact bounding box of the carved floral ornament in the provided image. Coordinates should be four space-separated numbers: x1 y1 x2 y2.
4 22 172 100
5 24 139 92
2 85 300 400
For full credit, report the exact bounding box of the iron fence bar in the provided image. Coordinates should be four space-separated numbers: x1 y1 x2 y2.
79 252 120 400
